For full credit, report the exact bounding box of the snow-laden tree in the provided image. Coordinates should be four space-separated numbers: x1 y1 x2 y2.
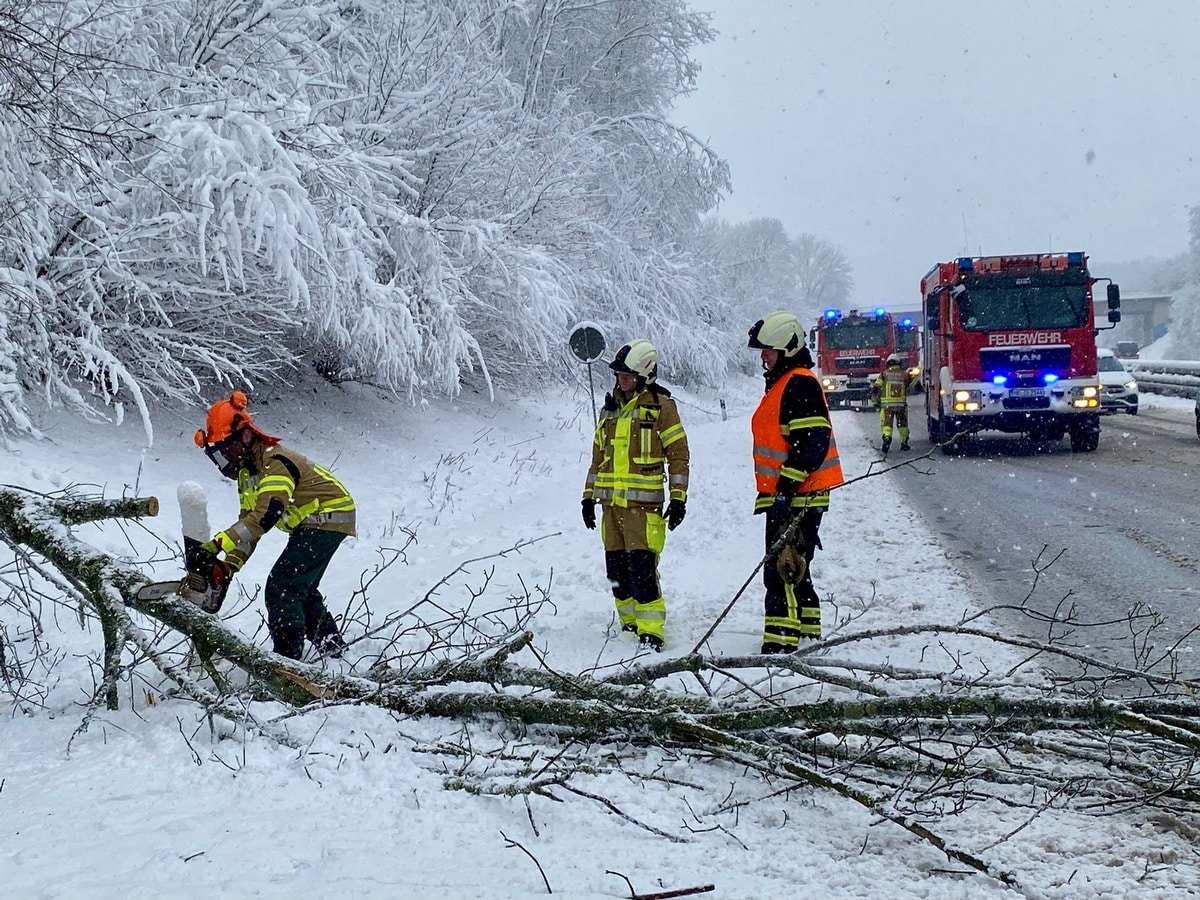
0 0 733 435
693 218 800 317
793 231 853 314
682 217 854 375
1164 202 1200 357
487 0 732 382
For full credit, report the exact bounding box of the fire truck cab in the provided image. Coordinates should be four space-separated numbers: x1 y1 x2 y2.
810 307 894 410
921 252 1120 454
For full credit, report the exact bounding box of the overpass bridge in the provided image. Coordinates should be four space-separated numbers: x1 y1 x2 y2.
1094 293 1172 349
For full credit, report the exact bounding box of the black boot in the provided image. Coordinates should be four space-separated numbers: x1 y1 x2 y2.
271 626 306 660
309 610 347 658
638 633 664 652
881 436 892 455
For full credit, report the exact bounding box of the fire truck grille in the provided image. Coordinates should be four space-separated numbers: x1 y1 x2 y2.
836 356 880 370
979 345 1072 376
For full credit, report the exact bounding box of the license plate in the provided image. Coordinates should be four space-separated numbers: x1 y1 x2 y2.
1010 388 1044 398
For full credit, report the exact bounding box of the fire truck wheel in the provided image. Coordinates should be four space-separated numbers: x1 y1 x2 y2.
1069 424 1100 453
941 429 964 456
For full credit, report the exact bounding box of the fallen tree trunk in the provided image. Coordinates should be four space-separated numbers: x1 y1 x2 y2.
5 484 1200 891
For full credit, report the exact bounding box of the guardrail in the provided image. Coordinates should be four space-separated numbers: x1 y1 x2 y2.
1126 359 1200 398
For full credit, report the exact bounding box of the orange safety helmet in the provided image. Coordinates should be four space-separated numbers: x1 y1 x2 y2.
194 391 280 449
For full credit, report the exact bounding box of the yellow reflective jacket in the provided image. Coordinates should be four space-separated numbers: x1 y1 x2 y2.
583 385 690 509
213 442 356 569
874 366 913 407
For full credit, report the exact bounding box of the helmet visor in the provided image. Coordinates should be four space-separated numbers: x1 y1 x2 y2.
200 432 247 478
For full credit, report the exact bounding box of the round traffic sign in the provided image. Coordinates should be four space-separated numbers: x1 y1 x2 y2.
568 323 606 363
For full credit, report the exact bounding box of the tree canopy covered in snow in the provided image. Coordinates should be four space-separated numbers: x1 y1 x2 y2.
0 0 842 435
1162 203 1200 357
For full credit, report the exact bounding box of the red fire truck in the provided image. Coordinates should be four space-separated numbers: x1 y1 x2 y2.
810 307 894 409
893 315 921 392
921 252 1121 453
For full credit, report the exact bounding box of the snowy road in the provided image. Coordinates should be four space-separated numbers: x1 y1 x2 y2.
879 399 1200 680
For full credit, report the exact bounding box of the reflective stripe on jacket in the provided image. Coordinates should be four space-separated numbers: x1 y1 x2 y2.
214 443 356 568
876 367 910 407
752 368 844 510
583 387 690 508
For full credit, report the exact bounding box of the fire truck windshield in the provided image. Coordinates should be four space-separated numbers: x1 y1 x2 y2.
895 328 917 351
823 320 890 350
957 284 1089 331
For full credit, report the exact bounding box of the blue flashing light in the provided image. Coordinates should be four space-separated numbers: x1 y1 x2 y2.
957 257 974 272
1043 373 1059 384
874 307 886 317
824 308 840 320
1067 252 1084 266
992 375 1007 386
900 317 913 327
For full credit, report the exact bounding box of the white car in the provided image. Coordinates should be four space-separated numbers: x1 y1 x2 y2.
1097 348 1138 415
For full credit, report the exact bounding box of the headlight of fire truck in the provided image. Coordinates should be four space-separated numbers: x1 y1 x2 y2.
821 377 838 391
1069 385 1100 409
952 389 982 412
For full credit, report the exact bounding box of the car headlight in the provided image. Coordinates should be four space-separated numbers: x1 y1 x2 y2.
1125 380 1137 391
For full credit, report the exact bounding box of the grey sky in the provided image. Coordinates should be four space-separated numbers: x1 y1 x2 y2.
673 0 1200 305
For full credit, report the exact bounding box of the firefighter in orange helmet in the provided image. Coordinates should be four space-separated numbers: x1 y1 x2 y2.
194 391 356 660
581 340 690 652
748 312 844 653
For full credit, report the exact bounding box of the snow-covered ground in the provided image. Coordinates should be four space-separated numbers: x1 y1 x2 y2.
2 374 1197 898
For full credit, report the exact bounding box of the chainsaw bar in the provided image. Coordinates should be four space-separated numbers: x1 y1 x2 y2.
135 579 224 613
136 579 186 601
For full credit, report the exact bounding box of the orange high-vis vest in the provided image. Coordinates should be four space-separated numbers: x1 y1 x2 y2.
751 368 844 495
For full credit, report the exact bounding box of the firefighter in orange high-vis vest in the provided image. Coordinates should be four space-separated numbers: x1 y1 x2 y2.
193 391 356 660
581 340 690 652
748 312 845 654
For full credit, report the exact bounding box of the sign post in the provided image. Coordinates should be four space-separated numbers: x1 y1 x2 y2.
568 323 606 423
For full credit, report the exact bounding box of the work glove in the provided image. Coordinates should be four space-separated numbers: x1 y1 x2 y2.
665 498 686 531
581 498 597 530
770 493 794 519
776 543 808 586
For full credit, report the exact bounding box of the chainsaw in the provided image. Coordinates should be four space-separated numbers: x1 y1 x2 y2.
136 535 232 613
134 483 230 614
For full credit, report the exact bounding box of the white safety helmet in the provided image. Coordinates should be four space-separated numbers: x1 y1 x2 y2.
747 311 805 357
609 339 658 383
886 354 903 367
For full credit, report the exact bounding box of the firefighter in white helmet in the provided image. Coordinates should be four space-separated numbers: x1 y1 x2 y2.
581 340 690 652
748 312 844 653
871 354 917 454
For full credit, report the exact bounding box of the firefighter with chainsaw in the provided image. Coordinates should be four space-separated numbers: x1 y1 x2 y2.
748 312 844 654
870 354 917 454
581 340 690 652
192 391 356 660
